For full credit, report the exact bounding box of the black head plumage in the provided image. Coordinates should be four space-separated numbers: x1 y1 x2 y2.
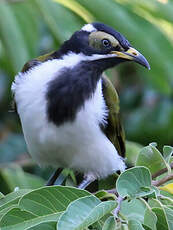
92 22 130 50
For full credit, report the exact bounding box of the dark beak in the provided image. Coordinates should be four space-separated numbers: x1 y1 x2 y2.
111 47 150 70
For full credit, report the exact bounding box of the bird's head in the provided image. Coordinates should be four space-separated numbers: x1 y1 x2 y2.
57 22 150 71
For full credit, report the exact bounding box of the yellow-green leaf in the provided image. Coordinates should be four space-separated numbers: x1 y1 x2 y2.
160 183 173 194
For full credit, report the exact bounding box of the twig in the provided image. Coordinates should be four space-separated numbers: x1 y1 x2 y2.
113 196 124 217
106 188 118 196
152 162 173 179
152 173 173 187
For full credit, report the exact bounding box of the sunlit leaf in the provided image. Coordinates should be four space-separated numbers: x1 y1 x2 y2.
53 0 94 22
34 0 84 43
160 183 173 194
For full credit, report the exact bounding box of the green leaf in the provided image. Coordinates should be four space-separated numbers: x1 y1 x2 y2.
34 0 84 43
11 1 39 58
19 186 91 216
0 186 91 230
152 207 169 230
0 166 44 193
54 0 94 22
120 199 146 223
128 219 145 230
29 222 56 230
163 146 173 164
148 198 163 209
159 195 173 206
0 205 19 220
144 208 157 230
164 207 173 230
95 190 116 201
136 144 167 175
0 2 30 72
0 193 4 200
0 207 61 230
99 174 118 190
160 183 173 195
102 216 116 230
0 189 30 213
90 214 111 230
116 166 152 198
57 196 116 230
125 141 143 166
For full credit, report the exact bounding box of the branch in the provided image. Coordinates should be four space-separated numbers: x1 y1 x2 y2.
152 162 173 179
113 196 124 217
152 173 173 187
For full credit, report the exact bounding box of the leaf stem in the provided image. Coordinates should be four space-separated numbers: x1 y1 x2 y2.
152 173 173 186
113 196 124 217
152 162 173 179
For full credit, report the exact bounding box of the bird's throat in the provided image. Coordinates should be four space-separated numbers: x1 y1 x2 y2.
46 62 102 126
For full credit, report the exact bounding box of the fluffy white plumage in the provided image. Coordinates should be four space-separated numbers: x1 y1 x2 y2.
12 52 125 178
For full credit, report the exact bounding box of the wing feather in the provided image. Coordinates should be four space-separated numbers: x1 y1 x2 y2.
101 74 125 157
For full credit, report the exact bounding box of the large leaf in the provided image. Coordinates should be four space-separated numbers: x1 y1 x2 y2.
116 166 152 198
0 186 92 230
54 0 94 22
34 0 85 43
19 186 90 215
0 189 30 213
0 1 30 72
0 207 61 230
144 207 157 230
29 222 56 230
57 195 116 230
164 207 173 230
11 1 39 58
152 207 169 230
120 199 147 223
136 144 167 175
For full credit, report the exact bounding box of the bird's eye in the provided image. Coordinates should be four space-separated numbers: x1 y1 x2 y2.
102 39 111 48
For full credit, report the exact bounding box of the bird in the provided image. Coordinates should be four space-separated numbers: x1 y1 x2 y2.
12 22 150 189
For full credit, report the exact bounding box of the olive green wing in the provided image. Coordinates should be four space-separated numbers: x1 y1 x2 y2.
21 51 55 73
12 51 55 112
101 74 125 157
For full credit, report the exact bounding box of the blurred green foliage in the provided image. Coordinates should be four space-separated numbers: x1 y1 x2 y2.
0 0 173 189
0 2 173 228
